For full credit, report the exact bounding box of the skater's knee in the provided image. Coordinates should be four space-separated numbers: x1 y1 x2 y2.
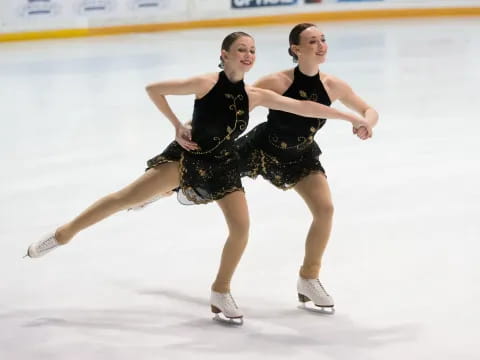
311 200 334 220
224 220 249 249
107 191 128 207
228 217 250 240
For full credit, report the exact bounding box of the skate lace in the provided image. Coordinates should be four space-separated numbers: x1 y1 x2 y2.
313 279 329 296
38 236 57 252
226 293 239 309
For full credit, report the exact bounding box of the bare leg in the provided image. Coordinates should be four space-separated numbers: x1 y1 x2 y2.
56 162 180 244
294 172 334 279
211 191 250 293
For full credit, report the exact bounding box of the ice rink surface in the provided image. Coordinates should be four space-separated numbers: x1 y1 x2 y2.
1 17 479 360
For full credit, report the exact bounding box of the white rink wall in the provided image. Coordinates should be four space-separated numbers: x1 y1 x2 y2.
1 0 479 34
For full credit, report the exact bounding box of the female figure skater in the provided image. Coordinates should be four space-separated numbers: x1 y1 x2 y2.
236 23 379 312
26 31 370 324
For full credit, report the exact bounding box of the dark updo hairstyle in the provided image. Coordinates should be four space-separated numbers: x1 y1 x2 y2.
288 23 316 63
218 31 252 69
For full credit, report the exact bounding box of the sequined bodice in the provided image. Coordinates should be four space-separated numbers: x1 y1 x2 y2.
266 66 331 151
190 71 249 157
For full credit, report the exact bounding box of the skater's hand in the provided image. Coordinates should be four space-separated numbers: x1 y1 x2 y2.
175 124 199 151
353 125 372 140
350 116 372 139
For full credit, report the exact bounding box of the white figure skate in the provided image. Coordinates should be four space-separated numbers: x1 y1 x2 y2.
127 192 173 211
25 232 61 258
297 277 335 314
210 291 244 325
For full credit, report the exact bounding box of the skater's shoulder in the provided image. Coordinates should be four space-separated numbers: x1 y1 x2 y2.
253 69 293 94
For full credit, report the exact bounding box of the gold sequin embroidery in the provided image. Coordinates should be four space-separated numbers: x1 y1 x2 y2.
190 93 246 155
269 89 323 150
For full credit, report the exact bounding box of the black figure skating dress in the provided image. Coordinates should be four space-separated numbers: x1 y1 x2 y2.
146 71 249 204
237 66 331 189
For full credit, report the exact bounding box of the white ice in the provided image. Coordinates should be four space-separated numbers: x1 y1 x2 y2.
1 17 479 360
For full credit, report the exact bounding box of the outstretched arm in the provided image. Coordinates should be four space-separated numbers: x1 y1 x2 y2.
247 86 371 132
145 75 214 150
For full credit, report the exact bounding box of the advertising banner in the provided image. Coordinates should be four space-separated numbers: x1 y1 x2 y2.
303 0 383 3
335 0 383 2
1 0 188 33
1 0 76 32
75 0 117 16
14 0 63 18
231 0 298 9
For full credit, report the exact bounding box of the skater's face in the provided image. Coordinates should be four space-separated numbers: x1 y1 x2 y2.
291 26 328 64
221 36 256 72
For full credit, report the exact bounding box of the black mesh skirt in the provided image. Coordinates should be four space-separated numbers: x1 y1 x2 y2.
236 123 325 190
146 141 244 205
